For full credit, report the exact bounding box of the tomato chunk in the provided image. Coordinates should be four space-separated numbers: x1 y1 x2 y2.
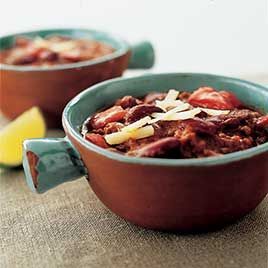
219 91 242 108
85 133 108 148
90 106 126 129
188 87 241 110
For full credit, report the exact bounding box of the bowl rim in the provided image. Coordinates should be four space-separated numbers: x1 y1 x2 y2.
63 73 268 167
0 27 129 72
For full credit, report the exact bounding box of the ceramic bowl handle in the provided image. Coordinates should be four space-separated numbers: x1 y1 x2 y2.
128 41 155 69
23 138 87 194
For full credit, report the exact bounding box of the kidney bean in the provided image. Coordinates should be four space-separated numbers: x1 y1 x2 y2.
15 36 31 47
60 49 82 62
103 122 124 134
115 96 141 109
129 137 180 157
125 104 163 123
182 118 218 135
179 92 191 101
256 115 268 128
11 46 44 65
206 109 261 130
85 133 108 148
90 106 127 129
38 50 58 61
47 36 71 42
13 53 37 65
240 125 252 135
143 92 166 104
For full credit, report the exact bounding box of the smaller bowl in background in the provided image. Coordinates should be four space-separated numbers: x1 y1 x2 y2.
0 28 155 127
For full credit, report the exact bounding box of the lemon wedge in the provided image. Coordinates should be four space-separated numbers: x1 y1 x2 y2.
0 107 46 167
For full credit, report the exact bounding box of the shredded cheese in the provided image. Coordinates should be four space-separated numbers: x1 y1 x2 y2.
160 108 202 121
50 41 77 52
33 37 49 49
33 37 76 52
121 116 151 133
149 103 191 123
155 89 180 111
155 99 185 111
151 112 165 118
105 125 154 145
105 131 130 145
130 125 154 139
165 89 179 101
200 108 230 116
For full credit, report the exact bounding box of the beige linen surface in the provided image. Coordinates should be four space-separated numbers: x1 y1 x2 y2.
1 159 268 268
1 75 268 268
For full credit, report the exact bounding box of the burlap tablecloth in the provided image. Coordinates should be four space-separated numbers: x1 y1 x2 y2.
1 75 268 268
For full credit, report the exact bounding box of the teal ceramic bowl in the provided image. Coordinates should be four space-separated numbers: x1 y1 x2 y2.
0 28 154 127
23 73 268 231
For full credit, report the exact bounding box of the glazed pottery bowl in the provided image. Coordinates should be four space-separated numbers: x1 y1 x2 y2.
23 73 268 231
0 28 154 127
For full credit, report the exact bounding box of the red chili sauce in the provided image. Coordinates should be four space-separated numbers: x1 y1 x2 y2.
81 87 268 158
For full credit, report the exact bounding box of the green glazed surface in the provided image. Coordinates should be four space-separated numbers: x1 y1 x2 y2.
63 73 268 167
23 138 87 193
0 28 154 71
128 41 155 69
